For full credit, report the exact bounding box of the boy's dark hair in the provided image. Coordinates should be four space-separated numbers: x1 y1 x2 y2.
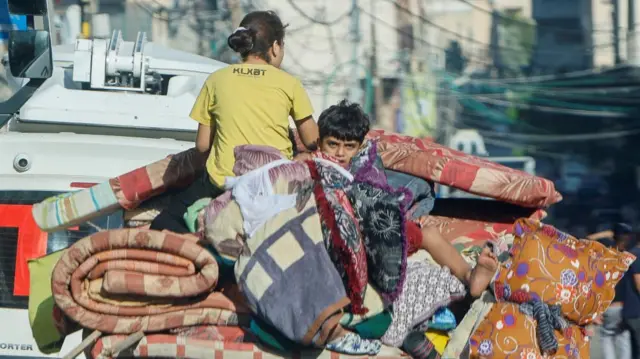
318 100 370 143
227 11 287 62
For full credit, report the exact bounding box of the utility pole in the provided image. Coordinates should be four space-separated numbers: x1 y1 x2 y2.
629 0 638 64
398 48 409 133
487 0 503 77
417 0 427 65
348 0 361 103
613 0 621 64
228 0 243 27
370 0 383 125
394 0 412 133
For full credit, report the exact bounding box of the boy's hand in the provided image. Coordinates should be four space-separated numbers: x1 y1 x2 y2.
294 152 313 162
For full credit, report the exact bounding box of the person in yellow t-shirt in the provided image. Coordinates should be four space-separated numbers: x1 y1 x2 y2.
150 10 319 234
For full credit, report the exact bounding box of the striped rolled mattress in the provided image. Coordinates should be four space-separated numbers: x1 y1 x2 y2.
32 148 205 232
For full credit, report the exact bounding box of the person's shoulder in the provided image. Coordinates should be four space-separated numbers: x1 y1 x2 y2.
267 67 302 85
202 67 228 86
209 66 234 78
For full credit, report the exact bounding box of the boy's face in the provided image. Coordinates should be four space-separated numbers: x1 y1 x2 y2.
319 136 362 166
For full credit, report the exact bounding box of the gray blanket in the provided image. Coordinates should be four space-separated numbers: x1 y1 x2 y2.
235 196 349 346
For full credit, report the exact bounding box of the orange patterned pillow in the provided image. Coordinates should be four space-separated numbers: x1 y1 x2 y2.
469 302 590 359
493 218 636 325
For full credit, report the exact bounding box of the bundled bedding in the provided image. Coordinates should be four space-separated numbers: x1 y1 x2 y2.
463 218 635 358
31 129 623 359
51 229 248 334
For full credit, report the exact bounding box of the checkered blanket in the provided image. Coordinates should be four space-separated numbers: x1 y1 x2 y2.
89 331 407 359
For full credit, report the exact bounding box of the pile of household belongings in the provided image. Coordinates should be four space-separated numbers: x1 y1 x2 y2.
27 129 634 359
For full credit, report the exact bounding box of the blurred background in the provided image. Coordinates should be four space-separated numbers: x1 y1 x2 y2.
2 0 640 240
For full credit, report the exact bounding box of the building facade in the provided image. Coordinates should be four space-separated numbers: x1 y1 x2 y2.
592 0 640 67
533 0 640 72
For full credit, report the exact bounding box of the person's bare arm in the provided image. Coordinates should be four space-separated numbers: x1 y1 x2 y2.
195 123 214 155
294 116 319 151
587 230 613 240
634 273 640 293
190 75 216 156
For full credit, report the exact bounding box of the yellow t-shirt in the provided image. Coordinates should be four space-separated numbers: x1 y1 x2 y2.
190 64 314 187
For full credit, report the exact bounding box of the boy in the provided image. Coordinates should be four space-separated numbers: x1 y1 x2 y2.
297 100 497 297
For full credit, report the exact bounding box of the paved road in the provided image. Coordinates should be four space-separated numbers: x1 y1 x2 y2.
590 326 602 359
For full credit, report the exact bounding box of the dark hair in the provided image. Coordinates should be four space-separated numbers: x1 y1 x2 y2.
318 100 370 143
614 222 633 240
227 11 287 62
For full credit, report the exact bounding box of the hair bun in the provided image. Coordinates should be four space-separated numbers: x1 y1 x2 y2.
228 27 255 54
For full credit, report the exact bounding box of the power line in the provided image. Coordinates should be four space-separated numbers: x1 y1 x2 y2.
384 0 615 55
358 5 619 76
406 82 640 103
284 0 351 26
465 95 629 117
440 116 606 158
455 0 618 34
358 7 505 68
453 67 634 86
480 127 640 142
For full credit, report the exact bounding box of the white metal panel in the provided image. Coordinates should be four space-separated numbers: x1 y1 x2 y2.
20 39 228 134
72 39 92 82
17 67 204 133
0 308 84 358
0 132 193 192
144 42 228 76
90 39 107 89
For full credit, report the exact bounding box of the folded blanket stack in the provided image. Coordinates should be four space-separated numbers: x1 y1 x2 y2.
47 229 260 358
38 227 408 359
51 229 247 333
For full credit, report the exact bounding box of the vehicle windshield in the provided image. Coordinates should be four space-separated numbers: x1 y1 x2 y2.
0 3 27 100
0 190 123 309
